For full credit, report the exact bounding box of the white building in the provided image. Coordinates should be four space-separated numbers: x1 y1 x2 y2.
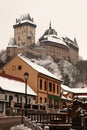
0 73 37 116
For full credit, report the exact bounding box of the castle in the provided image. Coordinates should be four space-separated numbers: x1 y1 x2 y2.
6 13 79 64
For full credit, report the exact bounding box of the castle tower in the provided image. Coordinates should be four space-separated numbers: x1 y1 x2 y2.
39 22 69 61
13 14 36 48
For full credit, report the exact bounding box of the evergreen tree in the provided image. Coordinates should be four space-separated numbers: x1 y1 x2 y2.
63 74 70 86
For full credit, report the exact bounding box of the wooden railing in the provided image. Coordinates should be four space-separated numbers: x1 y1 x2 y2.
28 113 71 124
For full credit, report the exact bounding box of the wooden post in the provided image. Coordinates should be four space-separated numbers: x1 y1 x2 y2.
22 102 24 109
38 104 40 111
30 103 32 109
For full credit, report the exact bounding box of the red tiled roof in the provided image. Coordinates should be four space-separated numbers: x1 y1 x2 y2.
0 72 24 82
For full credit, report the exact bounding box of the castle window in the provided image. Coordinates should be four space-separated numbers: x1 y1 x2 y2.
18 65 22 70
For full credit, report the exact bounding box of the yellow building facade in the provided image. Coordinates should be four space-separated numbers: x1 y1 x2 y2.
3 54 62 110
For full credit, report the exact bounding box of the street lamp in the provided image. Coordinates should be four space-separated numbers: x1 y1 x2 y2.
24 72 29 117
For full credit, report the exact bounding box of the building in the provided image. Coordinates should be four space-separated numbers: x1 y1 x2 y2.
72 87 87 102
6 14 79 64
60 84 73 109
39 22 69 61
3 54 62 110
63 37 79 64
39 23 79 64
0 73 36 116
7 14 36 58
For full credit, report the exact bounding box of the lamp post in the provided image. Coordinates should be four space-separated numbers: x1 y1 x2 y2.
24 72 29 117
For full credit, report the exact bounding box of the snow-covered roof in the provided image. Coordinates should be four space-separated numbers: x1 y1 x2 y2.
63 37 79 49
61 84 73 92
14 13 36 26
0 74 37 96
61 95 72 101
39 23 68 47
61 95 67 100
18 54 61 81
71 87 87 94
7 37 17 47
40 35 67 47
63 91 68 95
74 95 87 99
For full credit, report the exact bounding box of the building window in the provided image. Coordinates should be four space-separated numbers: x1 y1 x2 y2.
49 99 52 108
0 102 3 112
49 82 52 92
57 85 59 94
17 97 19 102
18 43 20 46
40 97 42 103
5 95 7 100
29 98 31 104
44 98 47 103
40 79 42 89
18 65 22 70
53 84 55 93
9 95 13 101
20 97 22 103
44 81 47 91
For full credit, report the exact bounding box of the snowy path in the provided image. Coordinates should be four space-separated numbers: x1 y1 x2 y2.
11 124 32 130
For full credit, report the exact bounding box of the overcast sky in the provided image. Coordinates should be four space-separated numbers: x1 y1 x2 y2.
0 0 87 59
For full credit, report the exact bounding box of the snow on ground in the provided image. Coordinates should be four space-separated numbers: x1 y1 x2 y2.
58 60 78 84
11 124 31 130
31 56 62 80
30 56 79 86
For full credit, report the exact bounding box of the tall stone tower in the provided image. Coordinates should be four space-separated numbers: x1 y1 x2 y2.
13 14 36 48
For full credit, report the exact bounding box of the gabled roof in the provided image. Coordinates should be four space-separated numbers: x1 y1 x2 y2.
61 84 73 93
0 73 37 96
18 54 62 81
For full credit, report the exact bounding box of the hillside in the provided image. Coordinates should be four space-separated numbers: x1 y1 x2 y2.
76 60 87 84
30 56 81 87
0 50 87 88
